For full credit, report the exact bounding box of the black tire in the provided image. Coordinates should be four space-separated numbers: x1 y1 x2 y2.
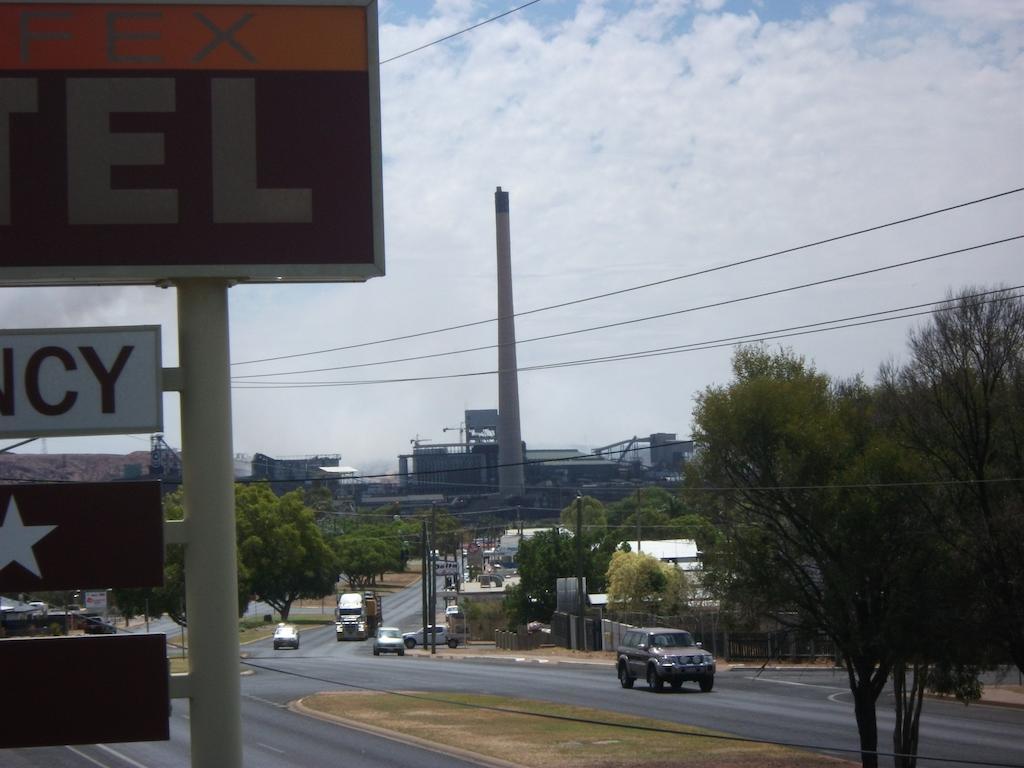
670 679 683 690
618 663 634 689
404 637 416 649
399 649 405 656
647 666 664 691
447 638 458 649
273 643 279 650
699 676 714 693
373 648 379 656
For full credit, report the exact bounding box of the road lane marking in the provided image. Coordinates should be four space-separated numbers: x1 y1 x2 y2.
65 746 111 767
745 676 848 691
257 742 286 754
95 743 152 768
244 693 289 709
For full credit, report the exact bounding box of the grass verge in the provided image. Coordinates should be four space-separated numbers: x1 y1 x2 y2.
300 692 850 768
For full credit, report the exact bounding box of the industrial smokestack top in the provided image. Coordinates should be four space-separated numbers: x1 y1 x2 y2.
495 187 509 213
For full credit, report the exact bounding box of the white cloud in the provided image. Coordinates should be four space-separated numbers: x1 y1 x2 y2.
2 1 1021 473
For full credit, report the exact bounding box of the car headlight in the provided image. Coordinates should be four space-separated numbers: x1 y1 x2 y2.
662 655 679 664
704 655 715 665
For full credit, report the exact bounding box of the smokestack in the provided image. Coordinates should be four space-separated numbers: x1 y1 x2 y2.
495 187 525 499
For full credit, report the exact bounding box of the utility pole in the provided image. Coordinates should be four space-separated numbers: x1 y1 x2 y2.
430 502 438 655
636 488 642 555
421 518 428 650
575 492 586 651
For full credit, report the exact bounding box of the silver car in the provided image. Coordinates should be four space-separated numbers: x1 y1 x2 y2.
373 626 405 656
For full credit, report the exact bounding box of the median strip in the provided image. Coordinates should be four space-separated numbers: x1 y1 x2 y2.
294 691 851 767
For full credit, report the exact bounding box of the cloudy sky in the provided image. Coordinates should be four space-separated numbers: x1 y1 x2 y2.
4 0 1022 475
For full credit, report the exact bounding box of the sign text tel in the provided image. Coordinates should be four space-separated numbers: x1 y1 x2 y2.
0 77 312 226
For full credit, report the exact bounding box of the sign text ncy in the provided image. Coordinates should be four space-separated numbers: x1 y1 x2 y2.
0 326 162 437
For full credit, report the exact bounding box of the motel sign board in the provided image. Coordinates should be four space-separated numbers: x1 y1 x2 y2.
0 0 383 285
0 480 164 590
0 325 162 437
1 634 170 748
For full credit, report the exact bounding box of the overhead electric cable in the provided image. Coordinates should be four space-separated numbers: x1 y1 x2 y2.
234 286 1015 385
232 275 1021 379
231 266 1022 387
380 0 543 64
523 287 1024 372
231 187 1024 367
1 437 39 454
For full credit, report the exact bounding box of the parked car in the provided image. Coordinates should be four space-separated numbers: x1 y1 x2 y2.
373 626 405 656
444 604 463 618
273 623 300 650
81 615 116 634
403 625 458 649
615 627 715 692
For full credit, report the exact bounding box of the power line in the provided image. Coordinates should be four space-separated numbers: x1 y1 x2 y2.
0 437 38 454
379 0 543 65
231 187 1024 367
519 287 1024 374
231 273 1023 387
232 268 1022 380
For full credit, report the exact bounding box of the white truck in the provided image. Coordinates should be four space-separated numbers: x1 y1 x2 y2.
335 591 382 641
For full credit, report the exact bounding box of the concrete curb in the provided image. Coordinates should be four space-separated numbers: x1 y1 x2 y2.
290 696 525 768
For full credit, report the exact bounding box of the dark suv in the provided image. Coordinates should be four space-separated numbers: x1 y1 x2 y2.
616 627 715 692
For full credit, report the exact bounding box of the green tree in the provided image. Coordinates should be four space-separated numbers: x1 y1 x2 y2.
505 505 613 628
332 525 403 590
111 488 188 626
605 550 668 613
880 286 1024 674
687 346 943 768
559 495 607 537
504 529 572 626
236 484 337 620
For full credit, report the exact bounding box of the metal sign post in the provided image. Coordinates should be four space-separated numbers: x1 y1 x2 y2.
177 279 241 768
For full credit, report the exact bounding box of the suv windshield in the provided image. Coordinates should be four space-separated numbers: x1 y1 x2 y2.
650 632 693 647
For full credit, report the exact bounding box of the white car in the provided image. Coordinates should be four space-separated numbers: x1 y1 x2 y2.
373 627 405 656
403 625 458 649
272 623 300 650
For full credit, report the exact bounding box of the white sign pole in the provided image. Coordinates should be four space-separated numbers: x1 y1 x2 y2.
176 279 242 768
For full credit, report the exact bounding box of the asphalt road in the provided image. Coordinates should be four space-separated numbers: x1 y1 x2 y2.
8 581 1024 768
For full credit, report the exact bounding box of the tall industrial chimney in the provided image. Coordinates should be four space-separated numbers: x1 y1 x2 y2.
495 187 525 499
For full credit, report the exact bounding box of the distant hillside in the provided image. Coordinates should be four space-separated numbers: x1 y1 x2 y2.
0 452 152 483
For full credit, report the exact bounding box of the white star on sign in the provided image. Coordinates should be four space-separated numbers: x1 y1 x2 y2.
0 496 57 578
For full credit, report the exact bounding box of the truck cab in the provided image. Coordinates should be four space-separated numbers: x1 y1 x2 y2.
335 592 367 640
